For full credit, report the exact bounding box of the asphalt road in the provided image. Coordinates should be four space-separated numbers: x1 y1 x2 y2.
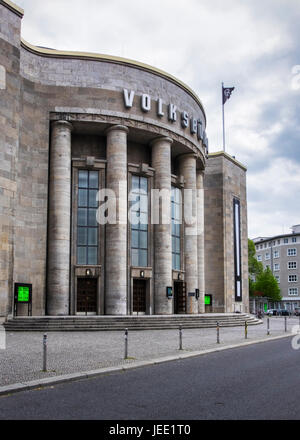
0 336 299 420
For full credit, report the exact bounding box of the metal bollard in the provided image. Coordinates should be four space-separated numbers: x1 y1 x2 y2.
245 321 248 339
267 317 270 335
179 325 183 350
285 316 287 332
43 333 47 372
124 328 128 359
217 322 220 344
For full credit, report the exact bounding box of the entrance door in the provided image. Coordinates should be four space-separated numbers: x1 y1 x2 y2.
133 279 146 313
174 281 186 314
77 278 97 314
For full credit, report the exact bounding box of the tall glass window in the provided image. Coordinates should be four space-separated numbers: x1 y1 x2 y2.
233 197 242 301
171 186 181 270
77 170 99 265
130 175 148 267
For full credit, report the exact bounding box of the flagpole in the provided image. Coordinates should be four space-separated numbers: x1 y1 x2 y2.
222 82 225 152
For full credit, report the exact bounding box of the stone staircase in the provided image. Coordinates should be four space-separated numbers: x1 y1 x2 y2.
4 313 261 331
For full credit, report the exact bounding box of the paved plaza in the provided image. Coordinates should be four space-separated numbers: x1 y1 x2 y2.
0 316 299 389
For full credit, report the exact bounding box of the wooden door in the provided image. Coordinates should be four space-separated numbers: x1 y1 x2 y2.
77 278 97 314
174 281 186 314
133 279 146 313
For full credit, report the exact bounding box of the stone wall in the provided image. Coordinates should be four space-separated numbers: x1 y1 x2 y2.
203 158 225 311
20 45 206 161
0 2 22 316
204 152 249 313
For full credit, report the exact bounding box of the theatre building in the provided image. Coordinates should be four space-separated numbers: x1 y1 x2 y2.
0 0 249 319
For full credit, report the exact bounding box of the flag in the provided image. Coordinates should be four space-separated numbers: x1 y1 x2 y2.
222 86 235 104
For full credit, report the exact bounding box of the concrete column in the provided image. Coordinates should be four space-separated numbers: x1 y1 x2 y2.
179 154 198 314
105 125 128 315
47 120 72 315
151 136 173 314
197 170 205 313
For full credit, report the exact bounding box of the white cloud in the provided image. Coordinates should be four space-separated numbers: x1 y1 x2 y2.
248 158 300 237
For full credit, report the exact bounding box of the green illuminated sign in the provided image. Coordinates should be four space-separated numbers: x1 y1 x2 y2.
18 286 30 302
264 303 268 312
205 295 211 305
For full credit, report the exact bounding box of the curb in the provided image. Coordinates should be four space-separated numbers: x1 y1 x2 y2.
0 333 293 397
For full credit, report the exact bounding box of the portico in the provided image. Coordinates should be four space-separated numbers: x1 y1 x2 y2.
46 116 206 316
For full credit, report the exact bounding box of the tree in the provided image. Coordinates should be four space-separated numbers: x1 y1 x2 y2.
249 277 256 297
248 239 263 277
248 239 263 297
254 267 282 301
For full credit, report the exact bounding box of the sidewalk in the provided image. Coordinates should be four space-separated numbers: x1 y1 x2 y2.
0 316 298 395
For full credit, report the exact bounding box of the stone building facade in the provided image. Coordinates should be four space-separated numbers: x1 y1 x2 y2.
0 0 249 318
253 225 300 312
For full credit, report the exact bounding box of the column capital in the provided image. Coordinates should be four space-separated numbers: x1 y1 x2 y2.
105 124 129 135
177 152 197 162
51 120 73 131
150 136 173 147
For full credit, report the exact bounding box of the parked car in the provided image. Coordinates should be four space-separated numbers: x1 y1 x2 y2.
279 309 290 316
266 309 279 316
294 308 300 316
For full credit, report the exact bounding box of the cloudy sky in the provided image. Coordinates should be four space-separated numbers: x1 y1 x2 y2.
16 0 300 238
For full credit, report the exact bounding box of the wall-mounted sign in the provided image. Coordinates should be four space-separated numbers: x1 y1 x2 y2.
14 283 32 316
14 283 32 303
166 286 173 298
195 289 199 300
205 294 212 305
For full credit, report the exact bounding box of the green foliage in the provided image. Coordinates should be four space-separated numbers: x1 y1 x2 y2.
248 239 263 297
248 239 281 300
248 239 263 277
249 278 256 297
254 267 282 301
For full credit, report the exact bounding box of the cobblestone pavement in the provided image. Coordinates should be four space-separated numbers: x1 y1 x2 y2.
0 316 299 386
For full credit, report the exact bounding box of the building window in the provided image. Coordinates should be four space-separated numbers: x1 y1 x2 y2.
260 244 263 249
287 248 297 256
273 250 280 258
288 288 298 296
288 261 297 269
257 255 262 261
274 263 280 271
265 264 270 270
171 186 181 271
275 275 280 283
277 240 280 245
265 253 270 260
130 175 148 267
292 237 297 243
288 275 298 282
77 170 99 265
268 242 272 247
264 243 267 248
233 198 242 302
284 238 288 244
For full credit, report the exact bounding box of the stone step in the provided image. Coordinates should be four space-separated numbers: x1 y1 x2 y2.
4 314 261 331
5 313 254 322
4 318 257 326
